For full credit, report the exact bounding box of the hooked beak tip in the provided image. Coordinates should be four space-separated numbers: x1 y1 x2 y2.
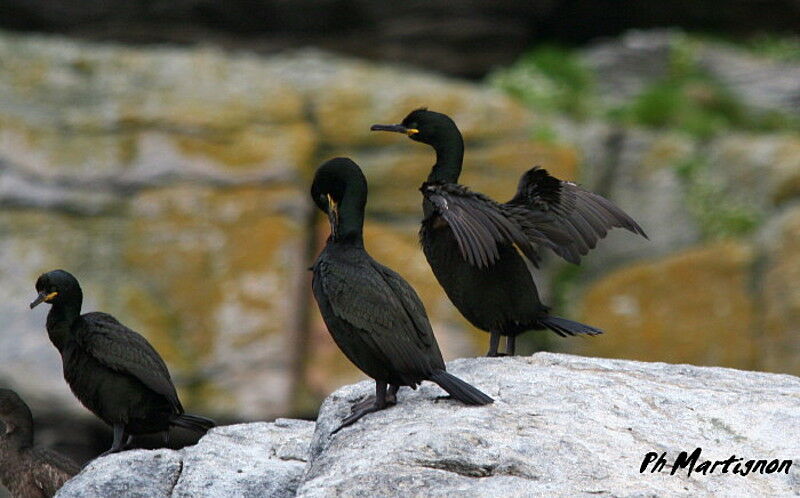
370 123 408 134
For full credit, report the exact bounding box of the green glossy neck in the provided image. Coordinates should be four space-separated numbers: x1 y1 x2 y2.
332 192 365 246
426 129 464 184
46 301 81 352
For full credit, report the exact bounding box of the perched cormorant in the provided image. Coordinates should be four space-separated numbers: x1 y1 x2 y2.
372 109 647 356
0 389 80 498
310 157 493 432
30 270 215 455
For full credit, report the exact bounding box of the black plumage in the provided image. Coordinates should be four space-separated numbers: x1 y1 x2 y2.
310 157 493 432
30 270 215 455
0 389 79 498
371 109 647 356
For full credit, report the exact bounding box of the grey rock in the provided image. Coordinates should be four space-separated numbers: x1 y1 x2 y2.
582 30 675 107
57 420 315 498
555 120 701 273
57 449 182 498
583 29 800 119
298 354 800 497
698 45 800 116
54 355 800 496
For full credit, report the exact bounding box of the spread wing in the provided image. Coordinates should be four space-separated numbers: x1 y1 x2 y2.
76 312 182 412
421 183 560 269
30 447 80 496
314 252 444 379
506 167 647 264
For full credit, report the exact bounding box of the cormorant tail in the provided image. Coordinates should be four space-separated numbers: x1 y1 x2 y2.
170 413 216 433
429 370 494 405
540 316 603 338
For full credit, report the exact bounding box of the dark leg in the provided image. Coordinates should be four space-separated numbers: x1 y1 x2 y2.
505 334 516 356
487 331 501 357
386 384 400 405
332 381 388 434
101 424 127 456
162 431 170 446
124 435 134 448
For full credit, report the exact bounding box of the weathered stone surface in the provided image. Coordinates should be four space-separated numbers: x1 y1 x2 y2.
57 449 182 498
57 420 315 498
584 29 800 119
576 241 757 369
571 125 701 272
0 31 540 423
301 355 800 496
56 355 800 497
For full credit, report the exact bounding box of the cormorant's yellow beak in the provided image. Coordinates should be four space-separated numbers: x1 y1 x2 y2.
370 123 418 136
326 194 339 237
30 291 58 309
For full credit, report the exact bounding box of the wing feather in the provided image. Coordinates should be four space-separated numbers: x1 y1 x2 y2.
506 167 647 263
421 183 557 269
76 312 182 411
314 252 443 381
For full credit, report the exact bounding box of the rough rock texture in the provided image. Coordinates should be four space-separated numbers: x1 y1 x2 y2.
57 419 315 498
586 30 800 119
3 29 800 453
576 241 757 369
57 355 800 497
0 31 541 421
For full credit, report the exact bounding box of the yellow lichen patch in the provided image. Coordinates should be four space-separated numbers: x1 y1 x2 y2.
121 184 305 409
761 206 800 375
172 122 317 169
315 84 375 146
0 117 138 173
640 134 696 171
344 148 432 216
575 241 757 369
771 139 800 205
471 139 579 180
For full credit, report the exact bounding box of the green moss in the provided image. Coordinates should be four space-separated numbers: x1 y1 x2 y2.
529 122 560 144
675 156 761 239
691 32 800 62
612 36 752 138
487 45 595 119
612 34 800 137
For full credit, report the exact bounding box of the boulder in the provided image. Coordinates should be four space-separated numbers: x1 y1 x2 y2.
575 241 757 369
58 355 800 497
57 419 315 498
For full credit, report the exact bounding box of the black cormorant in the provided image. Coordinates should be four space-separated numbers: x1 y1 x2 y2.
310 157 493 432
371 109 647 356
0 388 80 498
30 270 215 455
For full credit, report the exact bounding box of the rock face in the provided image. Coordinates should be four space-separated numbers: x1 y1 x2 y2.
0 31 542 422
57 419 315 498
3 28 800 459
57 354 800 497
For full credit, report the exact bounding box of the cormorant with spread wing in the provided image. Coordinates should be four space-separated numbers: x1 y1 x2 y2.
372 109 647 356
311 157 493 433
0 389 80 498
30 270 215 455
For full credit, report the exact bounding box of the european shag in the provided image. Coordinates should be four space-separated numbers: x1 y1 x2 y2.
371 109 647 356
310 157 493 433
0 388 80 498
30 270 215 455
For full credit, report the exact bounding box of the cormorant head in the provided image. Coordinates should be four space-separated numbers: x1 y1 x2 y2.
311 158 368 241
371 108 459 147
30 269 83 309
0 389 33 443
